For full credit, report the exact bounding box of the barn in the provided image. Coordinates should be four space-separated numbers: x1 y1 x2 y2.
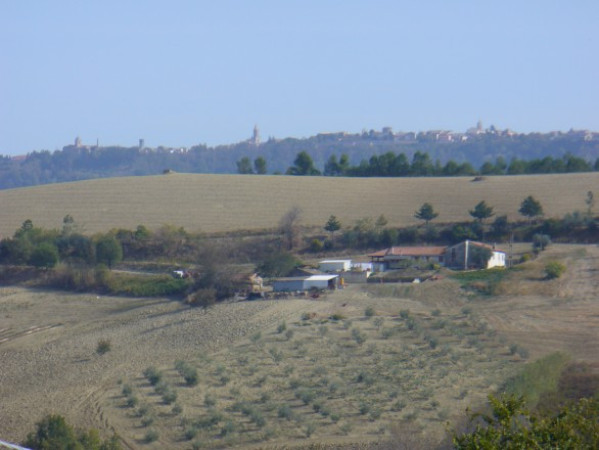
272 275 339 292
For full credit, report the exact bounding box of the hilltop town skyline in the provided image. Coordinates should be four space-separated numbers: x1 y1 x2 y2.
1 2 598 156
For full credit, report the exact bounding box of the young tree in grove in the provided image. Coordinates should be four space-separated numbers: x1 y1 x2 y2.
414 203 439 225
469 200 495 223
519 195 544 221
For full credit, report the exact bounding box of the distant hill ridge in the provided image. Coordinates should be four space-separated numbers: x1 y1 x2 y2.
1 126 598 189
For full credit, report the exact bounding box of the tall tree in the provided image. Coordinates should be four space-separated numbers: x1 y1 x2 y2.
585 191 594 216
469 200 495 223
236 157 253 174
95 234 123 268
286 151 320 176
324 215 341 237
254 156 267 174
414 203 439 225
519 195 544 221
279 206 302 249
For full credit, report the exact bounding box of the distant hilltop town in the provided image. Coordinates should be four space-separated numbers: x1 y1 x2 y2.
1 123 598 190
58 122 597 157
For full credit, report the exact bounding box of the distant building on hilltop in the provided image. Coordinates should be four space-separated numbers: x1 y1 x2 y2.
250 125 261 146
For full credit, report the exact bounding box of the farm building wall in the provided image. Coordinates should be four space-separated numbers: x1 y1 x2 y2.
319 260 352 272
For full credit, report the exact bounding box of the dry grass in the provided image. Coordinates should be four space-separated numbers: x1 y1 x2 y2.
0 172 597 235
1 245 598 449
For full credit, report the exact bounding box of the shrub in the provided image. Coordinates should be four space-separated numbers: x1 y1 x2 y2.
359 401 371 415
204 393 216 407
277 321 287 333
399 309 410 319
144 429 159 443
381 327 394 339
285 329 294 340
278 404 294 420
162 389 177 404
351 328 367 345
184 426 199 440
141 415 154 427
143 366 162 386
545 261 566 279
172 403 183 415
126 395 138 408
268 348 283 364
186 288 216 308
309 239 324 253
365 306 376 318
121 384 132 396
431 308 441 316
96 339 111 355
220 420 236 437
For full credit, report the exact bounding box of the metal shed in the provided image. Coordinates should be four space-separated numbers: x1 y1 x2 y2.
272 275 339 292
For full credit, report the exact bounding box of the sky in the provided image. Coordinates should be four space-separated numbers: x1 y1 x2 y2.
1 1 598 155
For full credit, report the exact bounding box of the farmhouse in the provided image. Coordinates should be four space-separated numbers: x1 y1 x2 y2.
369 246 447 271
369 241 506 271
445 240 506 270
272 275 339 292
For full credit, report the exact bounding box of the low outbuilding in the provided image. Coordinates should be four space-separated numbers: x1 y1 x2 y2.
272 274 339 292
318 259 352 272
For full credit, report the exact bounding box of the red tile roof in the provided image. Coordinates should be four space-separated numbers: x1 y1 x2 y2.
369 246 447 258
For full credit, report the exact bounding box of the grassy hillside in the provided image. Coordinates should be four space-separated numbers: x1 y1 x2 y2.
0 172 597 236
1 245 598 448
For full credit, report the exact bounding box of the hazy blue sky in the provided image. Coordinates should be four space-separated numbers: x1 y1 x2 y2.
1 1 598 155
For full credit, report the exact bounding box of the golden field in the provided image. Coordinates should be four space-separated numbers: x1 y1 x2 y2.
0 172 598 235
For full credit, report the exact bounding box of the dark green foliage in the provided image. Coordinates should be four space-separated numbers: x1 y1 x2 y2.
453 394 599 449
286 151 320 175
23 414 121 450
143 366 162 386
29 242 59 268
519 195 544 220
95 234 122 268
324 215 341 234
533 233 551 251
545 261 566 279
256 251 301 277
414 203 439 224
174 360 198 386
2 134 598 190
503 352 570 407
236 156 254 174
96 339 111 355
254 156 267 174
105 273 189 297
469 200 494 223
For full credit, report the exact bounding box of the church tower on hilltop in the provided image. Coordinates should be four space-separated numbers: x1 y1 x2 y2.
251 125 261 146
